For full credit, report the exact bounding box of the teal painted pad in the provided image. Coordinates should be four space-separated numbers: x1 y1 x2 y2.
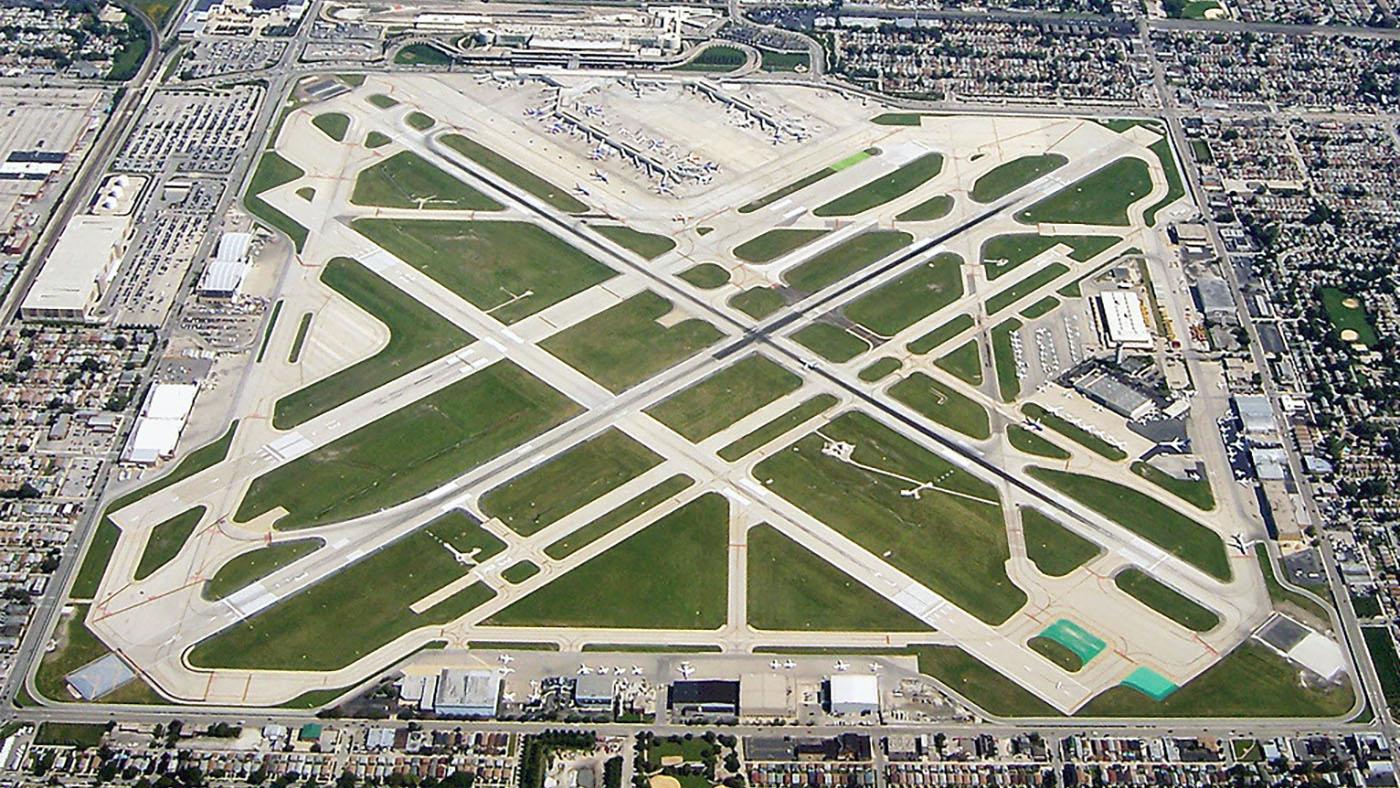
1041 618 1107 664
1122 667 1179 701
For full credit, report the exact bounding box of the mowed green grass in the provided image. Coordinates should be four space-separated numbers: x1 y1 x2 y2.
646 355 801 442
273 257 475 429
189 512 502 670
678 263 729 289
489 494 729 628
479 428 662 536
1021 508 1099 576
981 234 1119 280
935 340 983 385
986 263 1071 315
1115 568 1220 632
351 151 503 211
202 539 322 601
733 228 828 263
594 225 676 260
441 134 587 213
544 475 694 560
541 291 723 393
1029 636 1082 671
1016 157 1152 226
1008 425 1070 460
859 357 902 382
239 361 580 531
1143 137 1186 226
133 507 206 580
1028 467 1231 581
895 194 953 222
991 319 1022 402
913 646 1059 717
971 153 1068 203
785 230 913 293
908 314 974 355
730 287 789 319
35 605 162 704
793 322 870 363
814 153 944 217
1364 627 1400 711
1022 403 1126 460
718 394 838 461
889 372 990 440
1131 461 1216 511
747 524 933 631
405 111 435 131
844 252 962 337
352 218 615 324
244 151 308 252
754 411 1023 624
312 112 349 142
1321 287 1378 346
739 148 879 213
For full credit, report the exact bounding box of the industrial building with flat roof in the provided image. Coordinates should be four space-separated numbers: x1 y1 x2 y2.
1094 291 1154 350
433 669 500 717
198 231 253 297
21 213 133 322
826 674 879 716
669 679 739 716
122 383 200 465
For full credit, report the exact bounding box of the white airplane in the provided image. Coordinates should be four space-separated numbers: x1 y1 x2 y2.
770 660 782 670
834 660 850 672
591 169 609 183
614 666 626 676
578 664 592 675
868 663 882 673
499 666 515 675
783 660 796 670
631 666 644 676
574 183 590 196
678 662 695 678
499 654 514 665
502 692 516 702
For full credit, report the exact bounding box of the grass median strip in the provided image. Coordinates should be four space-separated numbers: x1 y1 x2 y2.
785 230 913 294
895 194 953 222
729 287 788 319
312 112 349 141
1023 403 1126 460
202 539 322 601
1115 568 1220 632
889 372 990 440
793 323 870 363
814 153 943 217
441 133 587 213
738 148 880 213
971 153 1068 203
594 225 676 260
544 475 694 560
133 507 205 581
647 355 802 442
718 394 839 461
935 340 982 385
986 263 1071 315
678 263 729 289
1008 425 1071 460
908 314 974 355
733 228 829 264
844 252 962 337
1016 157 1152 226
981 234 1119 280
351 151 502 211
1022 508 1099 576
992 319 1022 402
244 151 307 252
1131 461 1216 511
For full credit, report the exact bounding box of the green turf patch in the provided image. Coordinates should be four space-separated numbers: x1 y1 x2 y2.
367 94 398 109
480 428 662 536
133 506 205 580
935 340 982 385
491 494 729 628
1321 287 1378 347
296 186 315 202
971 154 1069 203
913 646 1059 716
441 133 588 213
543 475 694 560
35 605 167 705
733 228 829 263
202 539 322 601
594 225 676 260
1029 636 1082 672
36 723 107 749
541 291 723 393
755 411 1021 624
353 218 615 324
718 394 838 461
287 312 312 363
502 561 540 584
889 372 990 439
785 230 914 293
273 257 475 428
1115 568 1220 631
1022 403 1126 460
1364 627 1400 711
986 263 1071 315
673 44 745 72
814 153 943 217
190 512 501 670
759 49 809 72
365 130 391 149
405 111 435 131
1021 296 1060 320
1254 544 1332 624
793 323 870 362
747 524 933 631
678 263 730 289
908 314 974 355
1143 138 1186 226
240 361 580 531
981 234 1119 280
1131 461 1215 510
244 151 308 252
739 149 880 213
351 151 503 211
1016 158 1152 227
1029 468 1230 581
991 319 1022 402
1008 426 1070 460
395 42 452 66
871 113 926 126
647 355 802 442
312 112 349 142
1022 508 1098 576
256 301 282 364
729 287 788 319
859 357 901 382
845 252 962 337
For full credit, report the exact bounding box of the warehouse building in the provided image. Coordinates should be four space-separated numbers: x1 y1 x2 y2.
122 383 200 465
740 673 793 719
669 680 739 716
1094 291 1154 350
826 674 879 716
1235 395 1279 441
197 231 253 298
21 213 133 322
433 669 500 718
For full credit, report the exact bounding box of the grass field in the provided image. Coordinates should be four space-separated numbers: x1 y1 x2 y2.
991 319 1023 401
35 605 167 705
674 44 746 72
755 411 1022 624
889 372 991 439
287 313 312 363
647 355 802 442
1321 287 1378 346
239 361 580 530
72 422 238 599
1016 157 1152 226
859 357 902 383
908 314 974 355
480 428 662 536
1008 425 1071 460
971 154 1068 203
353 218 615 324
594 225 676 260
405 111 435 131
913 646 1059 717
986 264 1071 315
367 94 398 109
541 291 723 393
1115 569 1220 631
747 524 932 631
202 539 322 601
1131 461 1216 510
1022 403 1127 460
190 512 502 670
678 263 730 289
871 113 926 126
273 257 475 428
441 134 588 213
351 151 503 211
981 234 1119 280
729 287 788 319
1078 642 1353 717
543 475 694 560
895 194 954 222
793 322 870 362
490 494 728 628
312 113 349 142
244 151 308 252
256 301 282 363
759 49 809 72
785 230 914 294
814 153 943 217
1029 636 1082 671
739 149 878 213
133 507 205 581
1143 138 1186 226
1022 508 1099 576
502 561 540 584
844 252 962 337
1364 627 1400 711
733 228 829 263
1021 296 1060 319
1254 544 1332 624
1028 467 1231 581
935 340 983 385
395 43 453 66
718 394 838 461
365 130 390 149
